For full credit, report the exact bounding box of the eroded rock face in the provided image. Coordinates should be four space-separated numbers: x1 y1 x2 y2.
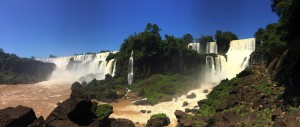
0 105 37 127
45 89 98 127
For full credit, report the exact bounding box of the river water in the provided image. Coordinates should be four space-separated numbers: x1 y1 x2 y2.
0 80 71 117
0 80 212 126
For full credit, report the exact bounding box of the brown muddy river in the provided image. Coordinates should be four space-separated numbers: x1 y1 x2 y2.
0 79 213 126
0 80 72 118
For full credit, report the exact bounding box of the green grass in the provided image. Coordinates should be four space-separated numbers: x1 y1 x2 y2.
96 104 113 120
197 78 240 116
128 74 198 104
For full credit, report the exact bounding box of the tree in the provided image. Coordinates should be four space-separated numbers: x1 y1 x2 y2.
144 23 161 34
196 35 214 53
198 35 214 44
271 0 300 43
182 34 194 44
214 30 238 54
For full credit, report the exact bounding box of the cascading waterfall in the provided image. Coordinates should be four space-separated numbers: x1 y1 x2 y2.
188 43 201 53
206 42 218 54
205 38 255 83
128 51 134 85
38 51 118 81
112 59 117 77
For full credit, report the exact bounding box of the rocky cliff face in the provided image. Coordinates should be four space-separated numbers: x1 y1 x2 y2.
267 36 300 106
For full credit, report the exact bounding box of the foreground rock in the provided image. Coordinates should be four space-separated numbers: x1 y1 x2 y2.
146 113 170 127
110 118 135 127
0 105 37 127
0 87 135 127
45 88 98 126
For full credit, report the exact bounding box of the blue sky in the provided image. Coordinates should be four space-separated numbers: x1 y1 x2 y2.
0 0 278 58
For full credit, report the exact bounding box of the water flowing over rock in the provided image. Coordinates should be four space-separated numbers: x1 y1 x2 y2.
205 38 255 83
188 43 201 53
38 51 118 82
128 51 134 85
112 59 117 77
206 42 218 54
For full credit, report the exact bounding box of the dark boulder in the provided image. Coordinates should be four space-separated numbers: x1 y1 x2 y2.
110 118 135 127
182 101 188 107
174 110 186 119
45 89 98 127
0 105 37 127
203 89 209 93
141 110 146 113
28 116 46 127
146 114 170 127
186 93 196 99
185 108 191 113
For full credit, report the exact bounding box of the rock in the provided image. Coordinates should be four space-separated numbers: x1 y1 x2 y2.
147 110 151 114
182 101 188 107
45 89 98 127
179 119 193 127
0 105 37 127
133 100 152 105
29 116 46 127
141 110 146 113
174 110 186 119
185 108 191 113
110 118 135 127
203 89 209 93
146 114 170 127
186 93 196 99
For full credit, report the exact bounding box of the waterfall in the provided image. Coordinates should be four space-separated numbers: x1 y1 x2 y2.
206 56 215 74
205 38 255 83
188 43 201 53
38 51 118 81
206 42 218 54
128 51 134 85
105 59 115 76
112 59 117 77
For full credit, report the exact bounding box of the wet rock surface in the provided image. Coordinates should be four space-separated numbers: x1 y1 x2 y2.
0 105 37 127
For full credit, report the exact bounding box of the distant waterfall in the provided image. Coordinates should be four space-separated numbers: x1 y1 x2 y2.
128 51 134 85
112 59 117 77
188 43 201 53
205 38 255 83
38 51 118 81
206 42 218 54
206 56 215 74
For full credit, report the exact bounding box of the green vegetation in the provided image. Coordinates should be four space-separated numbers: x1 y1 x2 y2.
115 23 210 82
150 113 168 119
128 74 198 104
0 49 56 84
215 30 238 54
197 78 240 116
96 104 113 120
197 35 214 53
147 113 170 127
84 75 118 101
253 23 287 64
106 52 118 61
